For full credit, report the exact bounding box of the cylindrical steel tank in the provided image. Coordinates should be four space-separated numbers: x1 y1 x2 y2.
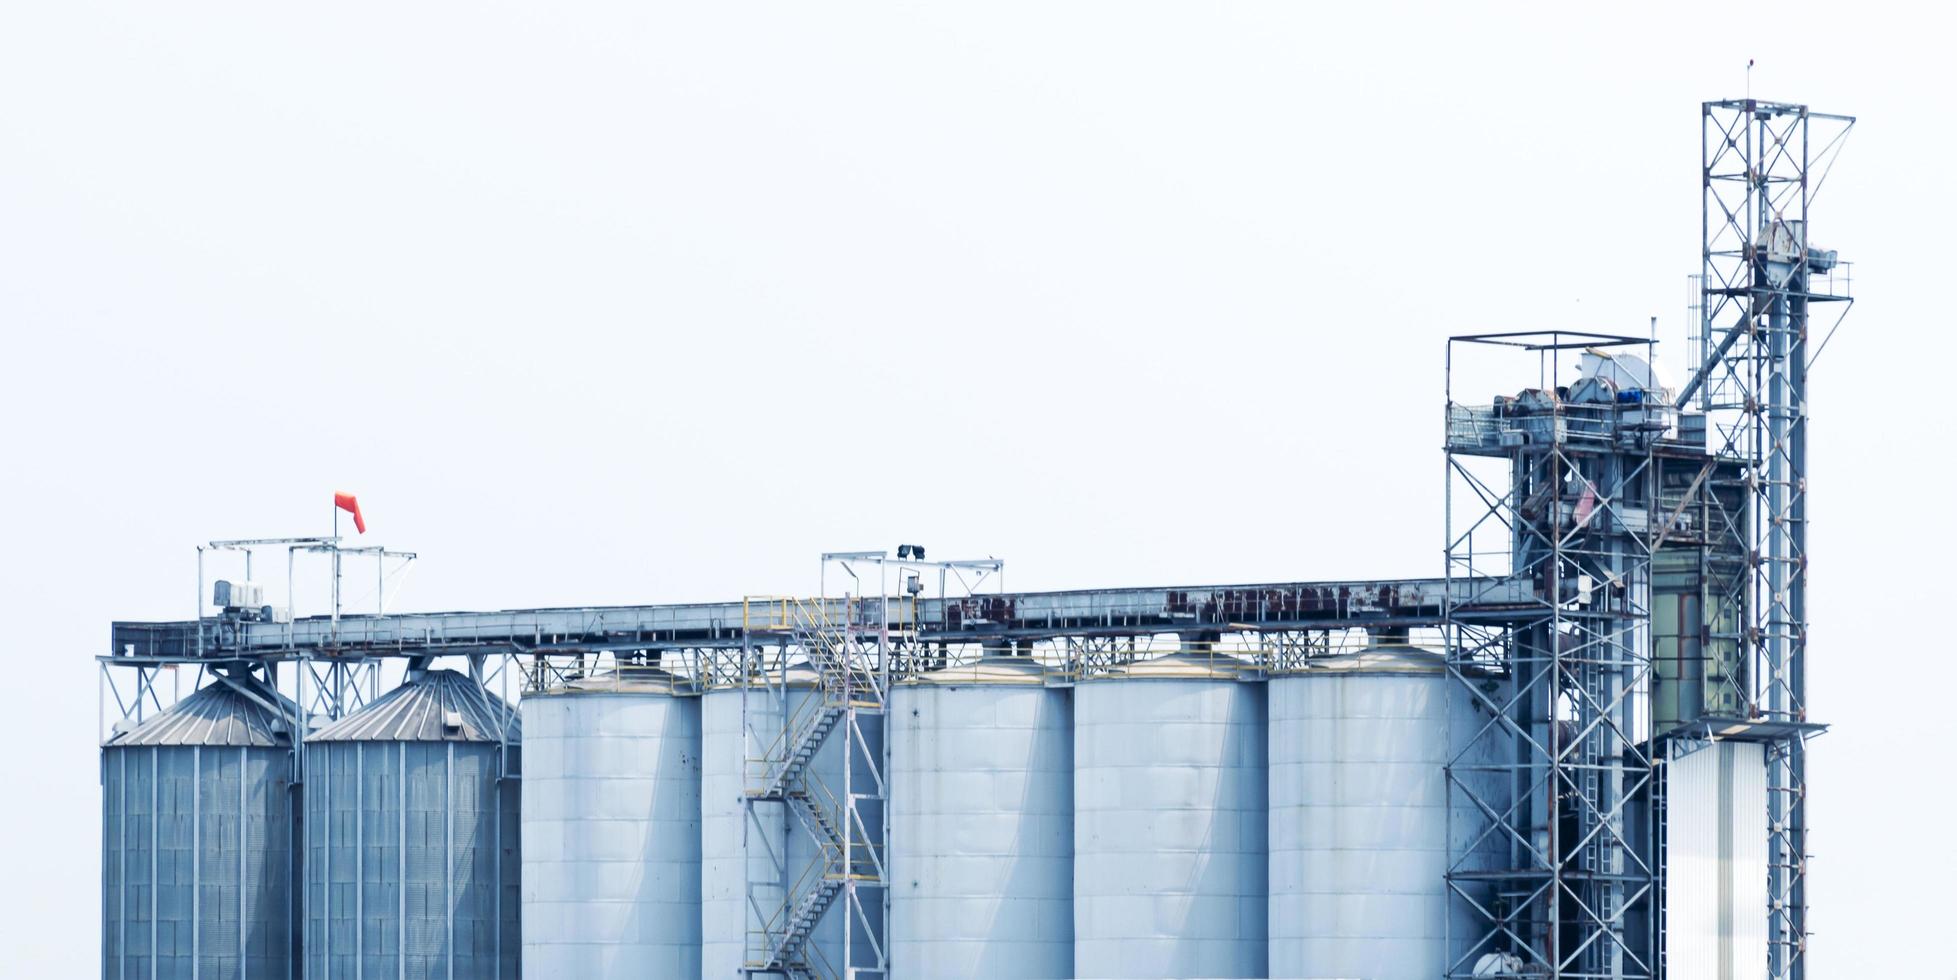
1266 647 1505 979
788 684 884 978
102 676 296 980
303 668 521 980
522 670 701 978
701 664 882 978
700 681 785 979
1073 652 1267 980
888 659 1073 979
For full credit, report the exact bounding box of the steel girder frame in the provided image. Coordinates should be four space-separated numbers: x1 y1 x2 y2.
1687 99 1853 980
1443 336 1663 979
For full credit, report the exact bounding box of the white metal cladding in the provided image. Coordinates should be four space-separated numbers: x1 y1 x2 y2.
1073 655 1267 980
303 672 521 980
1665 740 1767 980
700 687 785 979
521 685 701 977
1267 648 1505 979
888 661 1073 979
102 681 296 980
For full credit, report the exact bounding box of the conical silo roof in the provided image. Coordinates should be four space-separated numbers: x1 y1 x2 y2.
896 657 1053 687
1095 650 1257 680
1296 645 1446 674
309 668 519 743
105 676 292 747
539 667 690 696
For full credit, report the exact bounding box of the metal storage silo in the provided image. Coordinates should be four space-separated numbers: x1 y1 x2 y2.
102 675 296 980
303 668 521 980
704 664 882 979
888 659 1072 979
521 669 701 978
786 678 884 979
1266 647 1504 980
1073 652 1267 980
700 680 785 979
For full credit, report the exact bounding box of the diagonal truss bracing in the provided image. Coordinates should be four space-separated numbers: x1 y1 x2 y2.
1443 332 1669 979
1687 99 1852 980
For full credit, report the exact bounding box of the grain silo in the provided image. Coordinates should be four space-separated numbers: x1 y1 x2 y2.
699 677 787 979
702 661 884 979
1267 646 1505 979
101 674 297 980
887 658 1072 979
521 667 701 978
786 678 885 978
1072 652 1267 980
302 668 521 979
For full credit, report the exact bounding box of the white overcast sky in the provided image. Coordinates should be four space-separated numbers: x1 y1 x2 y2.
1 2 1948 975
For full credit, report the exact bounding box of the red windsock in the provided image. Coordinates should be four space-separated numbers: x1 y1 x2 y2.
334 492 367 534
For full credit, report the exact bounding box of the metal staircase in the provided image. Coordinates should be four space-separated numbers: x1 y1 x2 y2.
766 878 844 979
754 705 844 799
742 595 895 979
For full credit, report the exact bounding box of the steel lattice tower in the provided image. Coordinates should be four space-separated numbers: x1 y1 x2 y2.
1443 99 1853 980
1443 331 1667 979
1679 99 1854 980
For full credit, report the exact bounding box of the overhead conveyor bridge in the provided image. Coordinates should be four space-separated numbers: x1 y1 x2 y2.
108 574 1539 663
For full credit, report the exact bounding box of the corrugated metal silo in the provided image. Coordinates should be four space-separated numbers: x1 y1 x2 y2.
303 668 521 980
521 669 701 978
1073 652 1267 980
102 676 296 980
888 659 1072 979
1266 647 1504 980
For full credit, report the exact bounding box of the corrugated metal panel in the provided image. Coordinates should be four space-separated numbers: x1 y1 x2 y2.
521 689 702 977
106 678 291 747
309 669 519 743
888 661 1072 979
101 742 295 980
1073 667 1266 980
1267 648 1503 979
103 676 296 980
1665 740 1767 980
701 687 786 979
310 669 519 743
304 672 521 980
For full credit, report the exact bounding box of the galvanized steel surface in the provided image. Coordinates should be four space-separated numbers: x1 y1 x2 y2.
1267 648 1496 979
102 680 295 980
522 687 701 977
888 660 1072 979
104 678 290 747
1073 658 1267 980
1665 740 1767 980
303 673 521 980
308 669 518 743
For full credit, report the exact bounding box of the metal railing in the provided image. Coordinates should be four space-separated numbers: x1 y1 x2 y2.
1447 398 1679 455
740 594 902 978
518 653 691 695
